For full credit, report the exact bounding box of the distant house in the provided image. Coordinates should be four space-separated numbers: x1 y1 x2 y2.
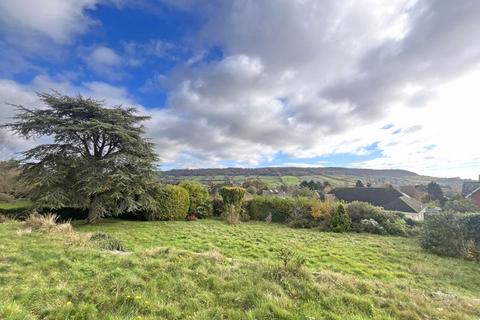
462 176 480 207
330 187 425 220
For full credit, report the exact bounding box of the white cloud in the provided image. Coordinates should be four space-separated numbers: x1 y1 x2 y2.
2 0 480 179
81 46 124 80
144 0 480 178
0 0 99 45
0 75 136 159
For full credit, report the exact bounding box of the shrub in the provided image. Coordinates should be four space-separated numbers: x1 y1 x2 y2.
461 213 480 254
248 196 290 222
384 218 407 236
329 204 351 232
147 184 189 221
246 186 257 195
25 213 59 230
219 187 246 207
247 196 319 226
179 181 211 218
443 198 478 213
311 198 337 220
212 197 224 216
222 204 240 225
90 232 125 251
276 247 306 276
421 212 466 257
347 201 385 223
359 219 386 235
291 186 317 198
347 201 407 236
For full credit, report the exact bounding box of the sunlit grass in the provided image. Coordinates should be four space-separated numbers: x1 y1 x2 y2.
1 218 479 319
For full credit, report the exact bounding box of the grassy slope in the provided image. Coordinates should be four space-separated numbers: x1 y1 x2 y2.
1 219 479 319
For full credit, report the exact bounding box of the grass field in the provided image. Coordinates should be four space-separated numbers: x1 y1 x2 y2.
1 219 479 319
0 200 32 209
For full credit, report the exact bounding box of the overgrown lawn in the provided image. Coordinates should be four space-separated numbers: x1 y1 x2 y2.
0 219 479 319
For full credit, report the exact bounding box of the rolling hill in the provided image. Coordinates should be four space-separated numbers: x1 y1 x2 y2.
161 166 465 196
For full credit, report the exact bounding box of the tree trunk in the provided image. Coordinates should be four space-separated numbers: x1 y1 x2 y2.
86 206 98 224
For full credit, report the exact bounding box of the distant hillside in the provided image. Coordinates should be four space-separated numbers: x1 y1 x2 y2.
164 167 417 178
161 166 465 195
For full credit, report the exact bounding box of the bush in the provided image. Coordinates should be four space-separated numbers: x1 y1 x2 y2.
212 197 224 216
247 196 321 227
246 186 257 195
90 232 125 251
329 204 351 232
421 212 467 257
291 186 317 198
147 184 189 221
347 201 407 236
310 198 337 220
359 219 386 235
248 196 290 222
219 187 246 207
222 204 240 225
178 181 211 218
443 198 478 213
384 218 407 236
461 214 480 254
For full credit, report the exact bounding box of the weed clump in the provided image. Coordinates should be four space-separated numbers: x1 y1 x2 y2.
90 232 126 251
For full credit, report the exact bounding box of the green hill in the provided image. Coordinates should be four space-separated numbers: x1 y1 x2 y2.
162 166 464 195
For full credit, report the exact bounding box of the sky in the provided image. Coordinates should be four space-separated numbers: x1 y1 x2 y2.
0 0 479 179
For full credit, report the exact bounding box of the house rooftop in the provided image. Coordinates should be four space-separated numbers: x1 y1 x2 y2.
330 187 423 213
462 181 480 197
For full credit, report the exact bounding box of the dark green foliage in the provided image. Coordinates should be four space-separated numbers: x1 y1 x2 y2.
330 204 351 232
146 185 189 221
247 196 313 223
347 201 407 236
443 198 478 213
211 198 224 216
384 218 407 236
219 187 246 207
90 232 125 251
461 214 480 255
0 207 31 219
355 180 365 187
427 182 445 203
178 181 211 218
421 212 466 258
242 179 268 194
2 93 158 223
299 180 324 191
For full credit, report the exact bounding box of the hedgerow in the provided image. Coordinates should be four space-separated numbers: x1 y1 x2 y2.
179 181 211 218
146 184 189 221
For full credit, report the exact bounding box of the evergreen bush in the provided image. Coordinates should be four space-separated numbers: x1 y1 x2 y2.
219 187 246 207
147 184 189 221
330 204 351 232
179 181 211 218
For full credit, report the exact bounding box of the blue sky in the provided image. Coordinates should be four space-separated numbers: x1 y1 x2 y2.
1 0 480 178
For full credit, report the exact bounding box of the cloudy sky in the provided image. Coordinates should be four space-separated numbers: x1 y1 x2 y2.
0 0 479 178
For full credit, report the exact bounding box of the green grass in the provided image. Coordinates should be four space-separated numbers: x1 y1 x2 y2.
1 219 479 319
0 200 32 209
280 176 300 186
